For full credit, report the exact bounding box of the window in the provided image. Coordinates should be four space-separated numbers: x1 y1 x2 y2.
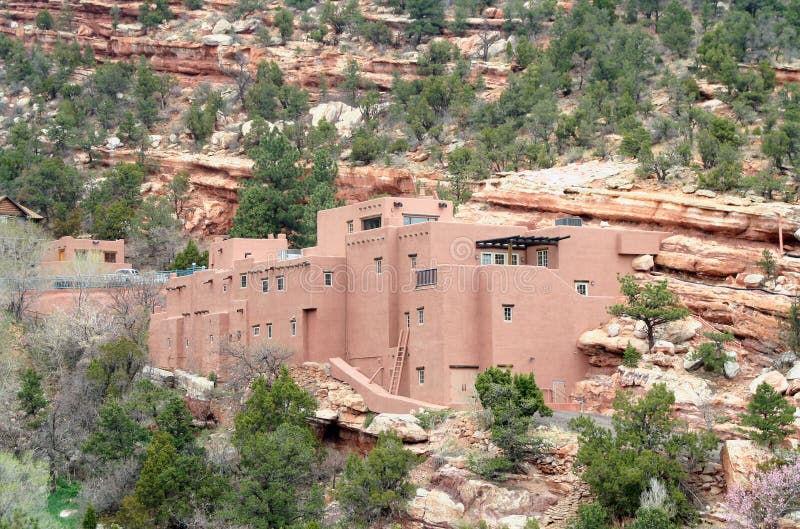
210 335 214 344
167 338 172 348
417 308 424 325
417 367 425 384
223 283 228 292
575 281 589 296
262 278 269 293
240 273 247 288
253 325 260 337
494 253 506 265
409 254 417 269
403 215 437 225
290 319 296 336
267 323 273 338
481 252 492 265
511 254 519 265
503 305 513 322
404 312 410 328
324 271 333 287
185 338 190 348
277 276 285 291
375 258 382 274
346 220 354 233
104 251 116 263
536 249 549 267
362 217 382 230
416 268 437 287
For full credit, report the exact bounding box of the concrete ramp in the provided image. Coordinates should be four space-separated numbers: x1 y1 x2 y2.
329 357 447 414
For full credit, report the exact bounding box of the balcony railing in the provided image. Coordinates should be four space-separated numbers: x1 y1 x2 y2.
277 249 303 261
415 268 437 288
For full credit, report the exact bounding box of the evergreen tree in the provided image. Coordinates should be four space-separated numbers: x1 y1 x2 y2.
622 342 641 368
155 397 195 452
609 275 690 349
336 432 418 525
17 369 47 418
406 0 445 41
740 382 796 449
657 0 694 57
170 240 208 270
274 9 294 44
83 400 150 460
81 504 97 529
296 150 341 248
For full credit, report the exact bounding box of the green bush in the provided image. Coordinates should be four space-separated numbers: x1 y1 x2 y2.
566 503 611 529
35 10 54 29
690 331 733 373
622 342 641 368
467 453 515 481
414 409 451 430
182 0 204 8
350 127 386 163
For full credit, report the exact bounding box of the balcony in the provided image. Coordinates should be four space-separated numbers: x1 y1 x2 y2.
415 268 437 288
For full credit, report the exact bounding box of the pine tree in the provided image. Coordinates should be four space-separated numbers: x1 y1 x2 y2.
622 342 641 368
82 503 98 529
739 382 796 449
170 240 208 270
17 369 47 417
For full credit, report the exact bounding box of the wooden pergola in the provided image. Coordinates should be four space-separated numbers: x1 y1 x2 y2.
475 235 570 263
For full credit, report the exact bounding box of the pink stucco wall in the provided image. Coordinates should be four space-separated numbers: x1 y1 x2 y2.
41 237 129 274
149 197 670 411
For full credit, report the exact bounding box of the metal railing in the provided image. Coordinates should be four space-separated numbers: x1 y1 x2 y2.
0 266 207 292
277 249 303 261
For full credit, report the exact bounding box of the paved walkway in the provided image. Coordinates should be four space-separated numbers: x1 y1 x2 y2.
539 410 613 431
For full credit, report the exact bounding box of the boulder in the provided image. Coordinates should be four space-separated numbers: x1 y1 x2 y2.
315 408 338 421
408 489 465 525
749 370 789 394
577 329 649 356
106 136 122 149
365 413 428 442
486 37 509 58
308 101 362 135
683 351 703 371
744 274 765 288
149 134 162 148
656 318 702 344
202 34 233 46
338 392 367 412
632 254 655 271
696 189 717 198
619 367 711 406
787 379 800 396
720 439 771 489
651 340 675 355
116 23 143 36
232 17 261 33
775 351 798 370
724 357 740 379
633 320 648 339
607 323 620 337
787 361 800 380
212 18 232 34
241 119 254 137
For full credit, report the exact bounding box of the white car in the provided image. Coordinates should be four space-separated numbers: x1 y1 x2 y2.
115 268 139 276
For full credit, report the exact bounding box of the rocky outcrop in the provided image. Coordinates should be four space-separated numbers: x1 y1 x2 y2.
364 413 429 442
408 489 466 526
749 370 790 394
577 329 648 366
720 439 771 489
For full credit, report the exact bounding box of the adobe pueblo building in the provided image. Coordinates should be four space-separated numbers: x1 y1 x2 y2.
149 197 668 412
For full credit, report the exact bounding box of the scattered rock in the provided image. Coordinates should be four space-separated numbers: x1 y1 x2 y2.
408 489 465 525
339 392 367 412
682 184 698 194
365 413 429 442
212 18 232 34
619 366 711 406
149 134 162 148
786 361 800 380
684 351 703 371
106 136 122 149
786 379 800 396
696 189 717 198
723 354 740 379
749 370 789 394
651 340 675 355
202 34 233 46
578 329 649 356
721 439 771 489
607 323 620 338
633 320 648 340
241 120 254 137
744 274 765 288
309 101 363 135
233 17 261 33
775 351 798 370
315 408 339 421
632 254 655 271
656 318 702 345
115 22 143 36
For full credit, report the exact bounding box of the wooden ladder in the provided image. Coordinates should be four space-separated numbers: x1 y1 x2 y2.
389 327 409 395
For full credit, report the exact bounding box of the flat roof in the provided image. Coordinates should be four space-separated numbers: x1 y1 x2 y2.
475 235 570 249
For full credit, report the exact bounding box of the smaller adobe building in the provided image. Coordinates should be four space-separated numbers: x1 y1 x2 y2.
40 237 131 275
149 197 668 411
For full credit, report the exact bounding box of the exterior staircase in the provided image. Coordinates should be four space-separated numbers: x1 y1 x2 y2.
388 327 410 395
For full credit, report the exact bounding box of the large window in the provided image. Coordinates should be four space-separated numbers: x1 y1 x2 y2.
536 249 549 267
277 276 285 291
262 278 269 293
362 217 382 230
481 252 519 265
416 268 437 288
240 273 247 288
403 215 437 225
575 281 589 296
481 252 492 265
